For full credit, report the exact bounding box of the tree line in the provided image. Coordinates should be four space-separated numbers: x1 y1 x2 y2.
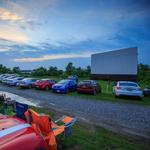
0 63 150 82
0 62 91 78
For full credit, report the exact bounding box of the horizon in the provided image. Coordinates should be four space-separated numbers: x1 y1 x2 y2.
0 0 150 69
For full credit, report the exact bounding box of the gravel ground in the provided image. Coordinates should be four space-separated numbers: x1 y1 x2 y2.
0 84 150 140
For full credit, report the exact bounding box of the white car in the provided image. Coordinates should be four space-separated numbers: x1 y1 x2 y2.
113 81 143 99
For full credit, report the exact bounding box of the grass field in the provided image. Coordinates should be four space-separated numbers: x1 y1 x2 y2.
0 103 149 150
33 76 150 106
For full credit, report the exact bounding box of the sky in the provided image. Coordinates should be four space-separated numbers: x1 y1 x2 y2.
0 0 150 70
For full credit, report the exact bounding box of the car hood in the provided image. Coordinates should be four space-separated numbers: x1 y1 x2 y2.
34 81 44 85
0 116 43 148
53 83 66 88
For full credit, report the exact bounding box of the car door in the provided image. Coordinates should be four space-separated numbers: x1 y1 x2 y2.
69 80 77 91
31 79 36 85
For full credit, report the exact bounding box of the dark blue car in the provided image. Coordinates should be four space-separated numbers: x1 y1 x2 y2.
52 79 77 94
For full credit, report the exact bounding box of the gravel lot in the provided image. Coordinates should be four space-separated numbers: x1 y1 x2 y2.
0 84 150 140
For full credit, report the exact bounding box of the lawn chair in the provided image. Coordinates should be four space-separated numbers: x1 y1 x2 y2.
24 109 77 150
15 102 29 120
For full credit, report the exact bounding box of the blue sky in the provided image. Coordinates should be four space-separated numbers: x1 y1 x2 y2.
0 0 150 69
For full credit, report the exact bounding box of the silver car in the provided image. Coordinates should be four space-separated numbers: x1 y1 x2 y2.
7 77 24 86
17 78 37 88
113 81 143 98
2 76 17 84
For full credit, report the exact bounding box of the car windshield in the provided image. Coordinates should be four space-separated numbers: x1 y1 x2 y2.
119 82 138 87
15 77 23 80
22 78 31 81
58 80 69 84
41 79 48 81
81 80 91 84
8 76 16 79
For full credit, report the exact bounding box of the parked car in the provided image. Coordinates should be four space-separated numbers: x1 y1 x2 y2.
0 74 7 82
0 74 11 82
2 76 17 84
7 77 24 86
33 79 55 90
52 79 77 93
113 81 143 99
17 78 37 88
143 87 150 97
77 80 101 95
68 75 78 82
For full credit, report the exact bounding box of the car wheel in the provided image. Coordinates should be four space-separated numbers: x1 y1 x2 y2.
138 96 142 100
66 88 69 94
29 85 32 89
93 89 97 95
45 86 49 91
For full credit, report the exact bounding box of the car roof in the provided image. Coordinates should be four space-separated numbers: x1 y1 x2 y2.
118 81 137 84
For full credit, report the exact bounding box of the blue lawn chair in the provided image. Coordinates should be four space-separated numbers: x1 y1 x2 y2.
15 102 29 120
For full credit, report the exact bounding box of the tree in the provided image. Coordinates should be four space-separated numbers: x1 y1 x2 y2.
138 64 150 84
86 65 91 77
12 66 20 73
65 62 76 75
47 66 59 76
32 67 47 76
0 64 11 73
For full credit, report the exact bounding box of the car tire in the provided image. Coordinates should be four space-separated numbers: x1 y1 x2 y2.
93 89 97 95
66 88 69 94
114 93 119 98
138 96 142 100
45 86 49 91
29 85 32 89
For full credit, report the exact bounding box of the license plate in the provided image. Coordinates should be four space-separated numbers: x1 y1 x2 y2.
57 90 60 92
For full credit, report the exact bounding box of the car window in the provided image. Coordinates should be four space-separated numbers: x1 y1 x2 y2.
23 78 31 81
18 78 23 80
58 80 69 84
119 82 138 87
113 82 117 86
70 80 76 86
69 81 74 86
48 80 54 83
81 81 91 84
32 79 36 82
92 80 97 85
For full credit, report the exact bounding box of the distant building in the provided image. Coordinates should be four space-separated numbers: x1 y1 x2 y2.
91 47 138 81
20 70 33 74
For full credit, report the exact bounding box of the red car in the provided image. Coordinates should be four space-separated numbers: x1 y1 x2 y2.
33 79 55 90
0 115 46 150
77 80 101 95
0 108 76 150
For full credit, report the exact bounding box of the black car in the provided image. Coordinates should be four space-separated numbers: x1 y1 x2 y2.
143 87 150 97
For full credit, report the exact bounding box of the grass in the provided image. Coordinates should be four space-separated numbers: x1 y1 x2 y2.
0 102 149 150
59 123 149 150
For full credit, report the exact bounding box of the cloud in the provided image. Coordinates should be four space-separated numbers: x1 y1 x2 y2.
0 26 28 43
13 51 93 62
0 7 23 21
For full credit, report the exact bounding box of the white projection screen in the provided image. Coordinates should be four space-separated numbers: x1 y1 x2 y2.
91 47 138 81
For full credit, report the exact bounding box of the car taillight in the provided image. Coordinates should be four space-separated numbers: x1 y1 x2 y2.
116 86 122 90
